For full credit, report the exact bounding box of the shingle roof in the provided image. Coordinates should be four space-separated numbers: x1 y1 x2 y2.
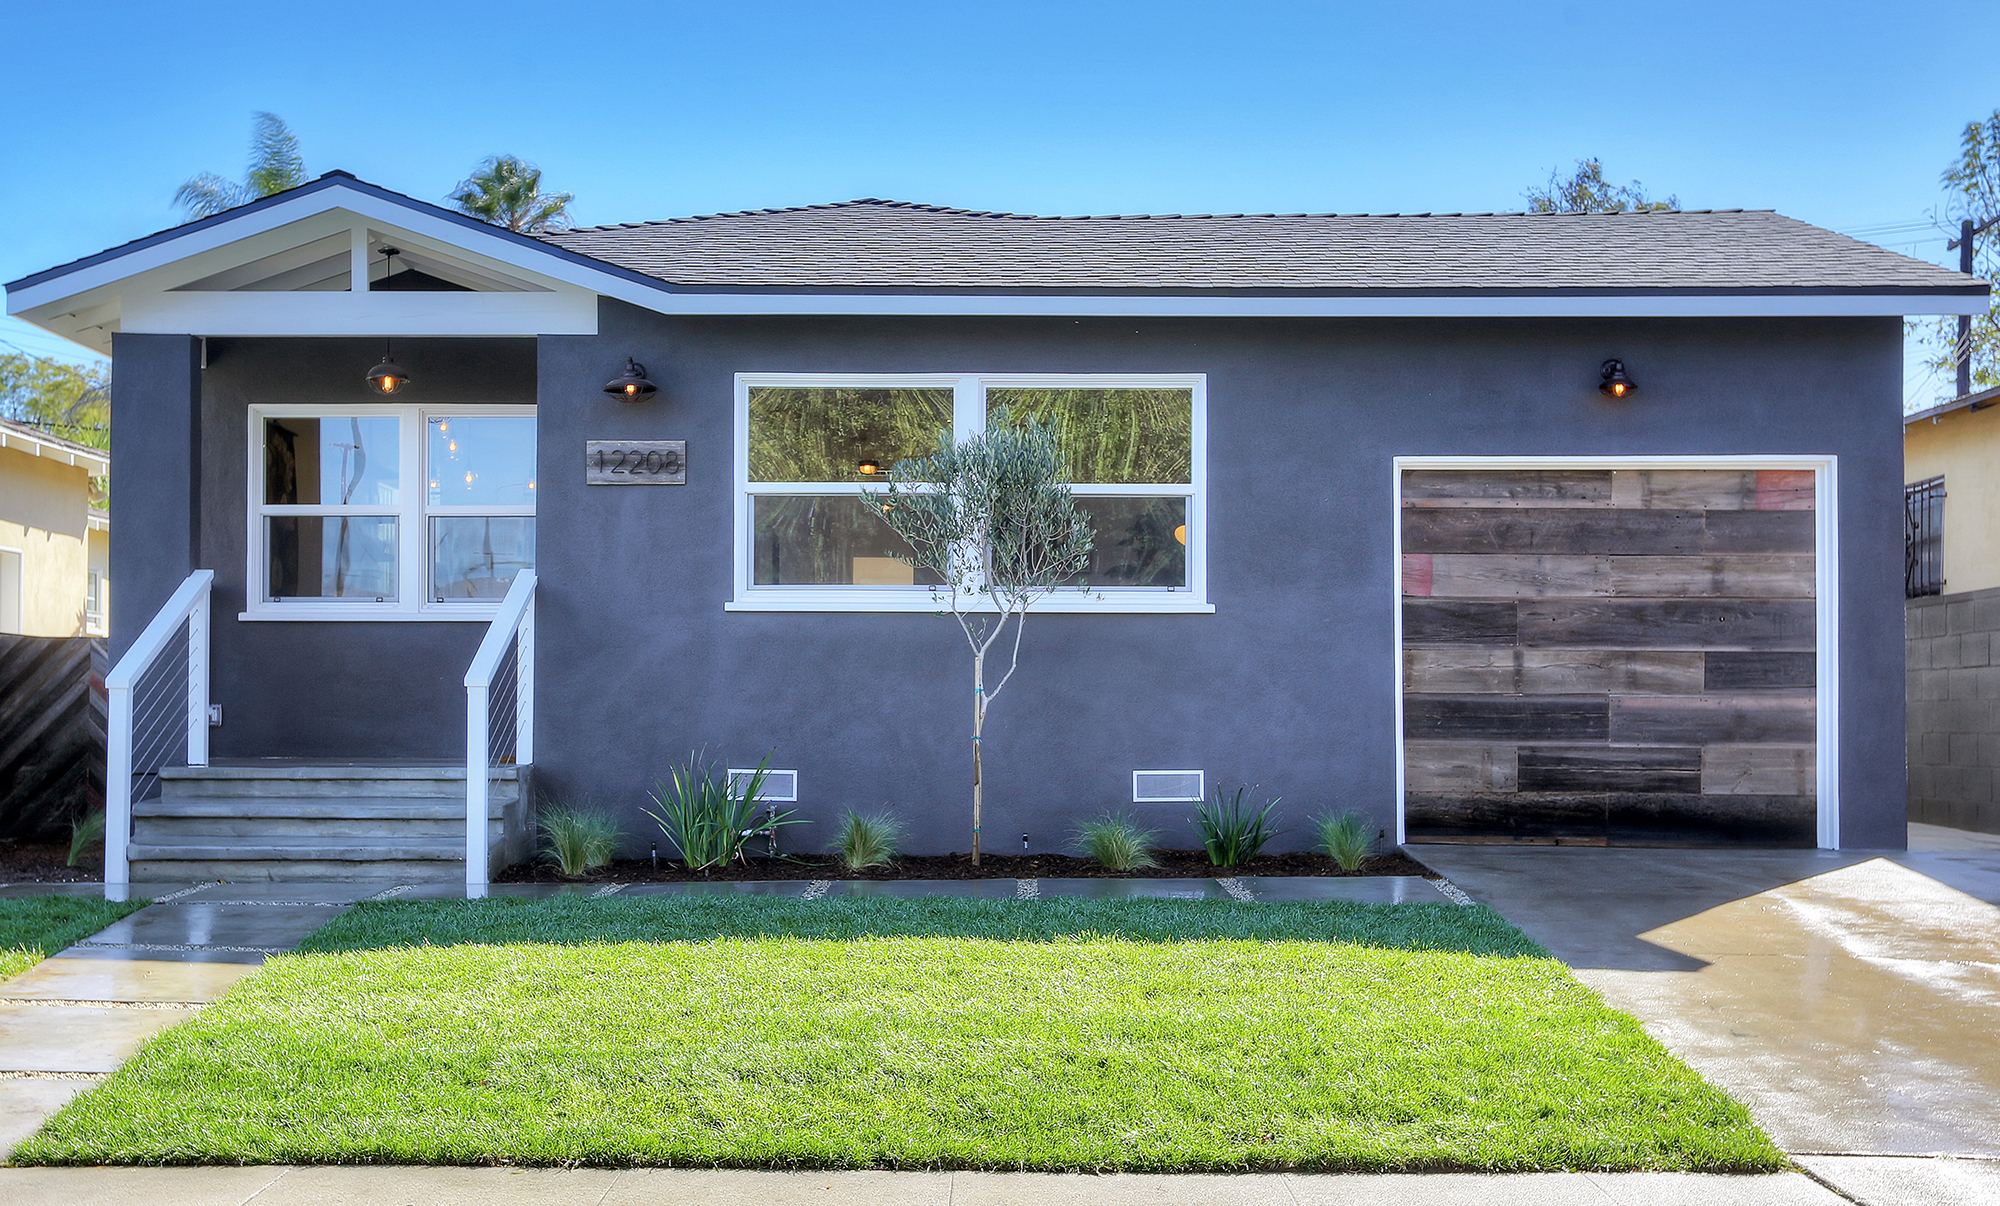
538 200 1982 295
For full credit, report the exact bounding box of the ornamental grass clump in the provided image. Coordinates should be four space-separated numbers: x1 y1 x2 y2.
1073 811 1160 871
645 752 805 871
1195 787 1283 867
1314 809 1375 871
539 804 621 877
66 810 106 867
830 810 904 871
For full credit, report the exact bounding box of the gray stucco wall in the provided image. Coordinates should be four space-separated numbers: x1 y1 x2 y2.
1907 586 2000 834
109 334 200 662
523 302 1907 856
190 337 535 759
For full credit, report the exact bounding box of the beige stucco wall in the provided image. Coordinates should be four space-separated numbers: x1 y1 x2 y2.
1906 406 2000 595
0 444 91 636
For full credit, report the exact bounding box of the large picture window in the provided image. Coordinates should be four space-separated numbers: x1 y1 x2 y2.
732 375 1207 612
247 405 535 620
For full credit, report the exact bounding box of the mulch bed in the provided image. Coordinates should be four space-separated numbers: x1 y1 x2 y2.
496 848 1437 884
0 841 99 884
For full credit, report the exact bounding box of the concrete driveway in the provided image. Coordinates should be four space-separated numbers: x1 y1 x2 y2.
1418 825 2000 1203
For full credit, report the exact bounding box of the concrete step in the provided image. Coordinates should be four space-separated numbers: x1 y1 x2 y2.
129 835 466 862
134 814 506 841
135 796 507 820
159 763 520 802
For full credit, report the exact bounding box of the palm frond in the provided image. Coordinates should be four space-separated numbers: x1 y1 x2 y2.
245 111 307 197
172 172 250 220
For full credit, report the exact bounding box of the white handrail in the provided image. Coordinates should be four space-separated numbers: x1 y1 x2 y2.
104 569 213 889
464 570 536 893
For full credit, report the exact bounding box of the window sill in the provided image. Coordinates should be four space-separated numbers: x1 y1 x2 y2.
238 604 503 623
724 594 1214 614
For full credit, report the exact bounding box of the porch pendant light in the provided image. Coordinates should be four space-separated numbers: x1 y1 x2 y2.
366 339 410 395
1598 359 1636 398
603 358 658 400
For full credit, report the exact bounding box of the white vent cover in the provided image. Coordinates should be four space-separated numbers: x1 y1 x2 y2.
728 768 799 802
1133 770 1204 803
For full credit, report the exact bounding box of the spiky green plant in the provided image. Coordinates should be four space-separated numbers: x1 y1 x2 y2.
644 752 806 871
1073 811 1160 871
66 811 106 867
830 810 904 871
539 805 621 877
1194 787 1283 868
1313 810 1375 871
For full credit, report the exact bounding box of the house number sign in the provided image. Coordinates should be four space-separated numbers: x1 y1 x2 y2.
587 440 685 485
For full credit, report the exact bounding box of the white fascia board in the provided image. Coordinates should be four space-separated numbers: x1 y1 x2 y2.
7 189 652 316
0 428 109 476
122 290 597 337
643 290 1988 318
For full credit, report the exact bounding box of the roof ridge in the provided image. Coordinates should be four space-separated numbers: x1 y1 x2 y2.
551 202 1779 232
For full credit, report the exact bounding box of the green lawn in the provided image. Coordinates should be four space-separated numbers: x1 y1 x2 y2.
14 895 1783 1172
0 895 147 981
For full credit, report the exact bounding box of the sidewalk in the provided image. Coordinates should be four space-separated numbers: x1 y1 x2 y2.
0 1164 1878 1205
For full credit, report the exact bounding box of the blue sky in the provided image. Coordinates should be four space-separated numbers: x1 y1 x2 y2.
2 1 1994 405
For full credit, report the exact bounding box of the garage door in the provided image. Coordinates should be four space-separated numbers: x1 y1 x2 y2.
1400 467 1818 846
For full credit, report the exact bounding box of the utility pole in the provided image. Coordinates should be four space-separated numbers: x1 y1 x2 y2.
1947 215 2000 400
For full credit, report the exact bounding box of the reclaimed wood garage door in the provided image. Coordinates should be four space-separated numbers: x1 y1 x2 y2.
1401 468 1818 846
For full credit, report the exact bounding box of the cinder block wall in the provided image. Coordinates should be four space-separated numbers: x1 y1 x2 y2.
1908 585 2000 833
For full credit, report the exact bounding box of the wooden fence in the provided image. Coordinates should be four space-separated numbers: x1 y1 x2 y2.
0 635 106 840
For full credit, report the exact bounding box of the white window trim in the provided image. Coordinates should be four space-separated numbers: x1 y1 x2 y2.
727 372 1212 613
1389 454 1841 851
241 403 536 622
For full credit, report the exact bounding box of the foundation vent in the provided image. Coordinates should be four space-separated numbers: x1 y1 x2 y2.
1133 770 1204 803
729 768 799 802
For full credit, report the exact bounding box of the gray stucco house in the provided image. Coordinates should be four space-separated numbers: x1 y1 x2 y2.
6 172 1988 886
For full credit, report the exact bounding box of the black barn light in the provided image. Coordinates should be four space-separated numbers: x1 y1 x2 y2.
365 339 410 395
1599 359 1636 398
603 358 658 400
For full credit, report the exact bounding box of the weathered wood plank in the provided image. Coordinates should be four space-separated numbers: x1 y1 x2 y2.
1424 555 1612 598
1611 470 1757 511
1518 746 1702 793
1517 599 1816 650
1402 470 1613 508
1404 649 1705 695
1605 794 1816 846
1705 651 1817 692
1702 744 1817 795
1402 553 1433 596
1402 508 1706 555
1607 555 1814 598
1755 469 1816 511
1703 510 1816 553
1404 793 1607 841
1408 791 1816 846
1404 696 1610 742
1402 600 1518 645
1403 742 1518 792
1608 694 1817 745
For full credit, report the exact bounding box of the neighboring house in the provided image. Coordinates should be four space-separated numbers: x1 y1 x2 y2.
4 172 1988 885
0 417 108 637
1903 383 2000 834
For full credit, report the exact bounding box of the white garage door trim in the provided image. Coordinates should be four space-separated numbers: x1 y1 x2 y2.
1389 454 1840 850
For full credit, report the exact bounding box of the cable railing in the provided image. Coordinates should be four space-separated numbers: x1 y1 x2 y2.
103 570 213 889
464 571 535 892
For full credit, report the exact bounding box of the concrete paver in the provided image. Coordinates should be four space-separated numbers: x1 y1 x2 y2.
0 956 256 1003
0 1165 292 1205
76 902 339 952
0 1078 96 1155
0 1003 197 1073
1793 1155 2000 1206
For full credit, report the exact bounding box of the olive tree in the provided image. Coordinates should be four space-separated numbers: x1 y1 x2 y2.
865 410 1093 864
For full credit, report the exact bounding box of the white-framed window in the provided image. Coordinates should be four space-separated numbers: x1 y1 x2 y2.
244 404 535 621
728 373 1210 613
84 569 104 632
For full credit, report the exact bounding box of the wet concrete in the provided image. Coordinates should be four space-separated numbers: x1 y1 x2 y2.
0 957 256 1002
1418 843 2000 1159
0 1003 198 1073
